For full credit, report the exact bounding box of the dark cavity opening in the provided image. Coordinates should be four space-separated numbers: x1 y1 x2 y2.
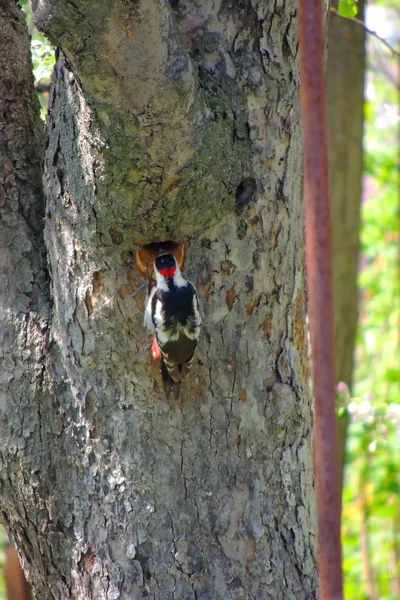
235 177 257 215
135 240 186 277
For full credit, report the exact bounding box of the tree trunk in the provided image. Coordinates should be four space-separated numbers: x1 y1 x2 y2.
1 1 317 598
326 1 366 484
327 1 365 388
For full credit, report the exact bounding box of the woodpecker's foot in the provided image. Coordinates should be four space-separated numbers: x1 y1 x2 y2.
172 380 182 400
162 378 181 400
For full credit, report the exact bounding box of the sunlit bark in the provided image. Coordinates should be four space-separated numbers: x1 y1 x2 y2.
0 1 318 597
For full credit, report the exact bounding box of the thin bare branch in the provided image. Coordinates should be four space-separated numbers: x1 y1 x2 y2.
330 8 400 58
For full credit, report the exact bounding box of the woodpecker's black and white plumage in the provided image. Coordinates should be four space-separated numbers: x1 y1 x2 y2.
144 253 201 398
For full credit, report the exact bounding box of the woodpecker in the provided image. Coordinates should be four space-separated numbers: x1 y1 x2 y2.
144 253 201 398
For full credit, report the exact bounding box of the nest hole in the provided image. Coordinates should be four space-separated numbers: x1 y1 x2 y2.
135 241 186 277
235 177 257 215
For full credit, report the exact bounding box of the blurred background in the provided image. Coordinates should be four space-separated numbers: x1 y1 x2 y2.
332 1 400 598
1 1 398 598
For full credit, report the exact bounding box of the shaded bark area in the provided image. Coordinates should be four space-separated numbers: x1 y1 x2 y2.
0 1 318 598
0 0 52 584
326 2 365 483
327 4 365 388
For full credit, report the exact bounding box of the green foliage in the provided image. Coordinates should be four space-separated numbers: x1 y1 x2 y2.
20 0 54 81
30 38 54 83
338 0 359 18
342 4 400 598
19 0 55 116
343 403 400 597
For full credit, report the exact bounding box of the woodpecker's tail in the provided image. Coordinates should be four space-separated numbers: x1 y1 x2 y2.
161 360 181 400
162 354 194 381
180 356 194 380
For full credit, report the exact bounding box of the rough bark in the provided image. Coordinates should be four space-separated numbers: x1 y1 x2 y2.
0 0 52 588
0 1 318 598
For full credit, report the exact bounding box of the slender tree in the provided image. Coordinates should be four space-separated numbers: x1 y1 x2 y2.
298 0 343 596
0 1 318 598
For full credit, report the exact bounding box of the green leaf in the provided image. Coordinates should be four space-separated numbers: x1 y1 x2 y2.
385 368 399 383
338 0 358 17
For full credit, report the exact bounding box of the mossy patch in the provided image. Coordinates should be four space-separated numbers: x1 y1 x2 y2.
90 70 250 243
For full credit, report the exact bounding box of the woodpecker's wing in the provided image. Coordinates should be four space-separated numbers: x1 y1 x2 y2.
144 285 157 331
160 333 198 369
187 280 202 327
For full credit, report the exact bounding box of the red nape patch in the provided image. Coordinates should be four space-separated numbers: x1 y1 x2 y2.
159 266 176 278
150 338 161 360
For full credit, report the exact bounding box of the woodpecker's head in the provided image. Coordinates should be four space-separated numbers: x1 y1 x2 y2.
154 254 178 278
153 253 187 291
